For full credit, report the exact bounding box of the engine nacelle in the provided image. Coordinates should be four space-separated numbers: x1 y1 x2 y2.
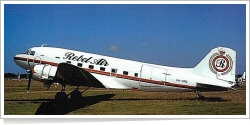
32 64 57 82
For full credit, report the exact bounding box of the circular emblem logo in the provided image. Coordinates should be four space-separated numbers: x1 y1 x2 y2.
209 52 233 75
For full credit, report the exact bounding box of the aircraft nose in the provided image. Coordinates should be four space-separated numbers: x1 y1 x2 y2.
14 54 30 70
14 54 20 64
14 54 23 66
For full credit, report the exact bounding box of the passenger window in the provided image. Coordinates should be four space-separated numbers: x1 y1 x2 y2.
89 65 94 69
123 71 128 75
134 73 138 77
111 68 117 73
77 63 82 67
110 68 118 77
100 67 105 71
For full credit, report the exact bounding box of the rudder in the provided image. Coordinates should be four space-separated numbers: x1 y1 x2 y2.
193 47 236 82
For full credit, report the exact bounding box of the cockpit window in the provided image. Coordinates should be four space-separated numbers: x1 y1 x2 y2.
26 50 35 55
26 50 31 55
30 51 35 55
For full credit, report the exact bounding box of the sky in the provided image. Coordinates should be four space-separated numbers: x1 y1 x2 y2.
3 3 247 75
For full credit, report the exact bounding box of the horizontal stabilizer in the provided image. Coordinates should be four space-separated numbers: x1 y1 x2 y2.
196 83 228 91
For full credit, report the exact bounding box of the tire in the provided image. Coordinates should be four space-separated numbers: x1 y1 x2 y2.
54 92 68 104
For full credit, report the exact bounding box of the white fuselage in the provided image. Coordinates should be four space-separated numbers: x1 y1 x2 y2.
14 46 233 92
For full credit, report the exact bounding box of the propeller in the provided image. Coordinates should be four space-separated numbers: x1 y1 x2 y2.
27 70 33 93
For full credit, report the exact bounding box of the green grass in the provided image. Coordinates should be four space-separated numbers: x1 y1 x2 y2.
4 80 246 115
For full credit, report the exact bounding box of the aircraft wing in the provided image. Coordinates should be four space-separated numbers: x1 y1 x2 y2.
54 63 106 88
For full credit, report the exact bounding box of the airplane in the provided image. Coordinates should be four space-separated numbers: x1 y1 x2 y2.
236 72 246 86
13 45 242 101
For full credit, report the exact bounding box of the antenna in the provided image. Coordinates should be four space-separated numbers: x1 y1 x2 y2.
41 44 48 47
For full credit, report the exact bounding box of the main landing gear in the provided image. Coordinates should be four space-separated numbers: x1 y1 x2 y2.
54 85 90 103
55 85 68 103
194 91 205 99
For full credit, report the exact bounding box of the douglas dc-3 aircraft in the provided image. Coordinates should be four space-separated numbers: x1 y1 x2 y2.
14 45 242 100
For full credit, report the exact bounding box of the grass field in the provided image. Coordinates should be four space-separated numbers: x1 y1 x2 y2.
4 80 247 116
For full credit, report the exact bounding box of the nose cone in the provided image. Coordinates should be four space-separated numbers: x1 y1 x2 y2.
14 54 30 70
14 55 20 65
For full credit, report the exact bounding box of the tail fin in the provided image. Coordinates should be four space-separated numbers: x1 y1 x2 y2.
193 47 236 82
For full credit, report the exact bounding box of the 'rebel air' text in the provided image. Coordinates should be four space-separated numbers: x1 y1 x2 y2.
63 52 109 66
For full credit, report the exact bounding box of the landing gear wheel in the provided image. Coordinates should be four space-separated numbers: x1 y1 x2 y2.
54 92 69 114
70 89 82 100
55 92 68 104
198 95 205 99
194 91 205 100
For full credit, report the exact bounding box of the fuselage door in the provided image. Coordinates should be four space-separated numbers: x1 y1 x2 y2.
140 65 167 87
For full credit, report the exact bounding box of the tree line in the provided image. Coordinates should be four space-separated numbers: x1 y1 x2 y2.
4 73 28 79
